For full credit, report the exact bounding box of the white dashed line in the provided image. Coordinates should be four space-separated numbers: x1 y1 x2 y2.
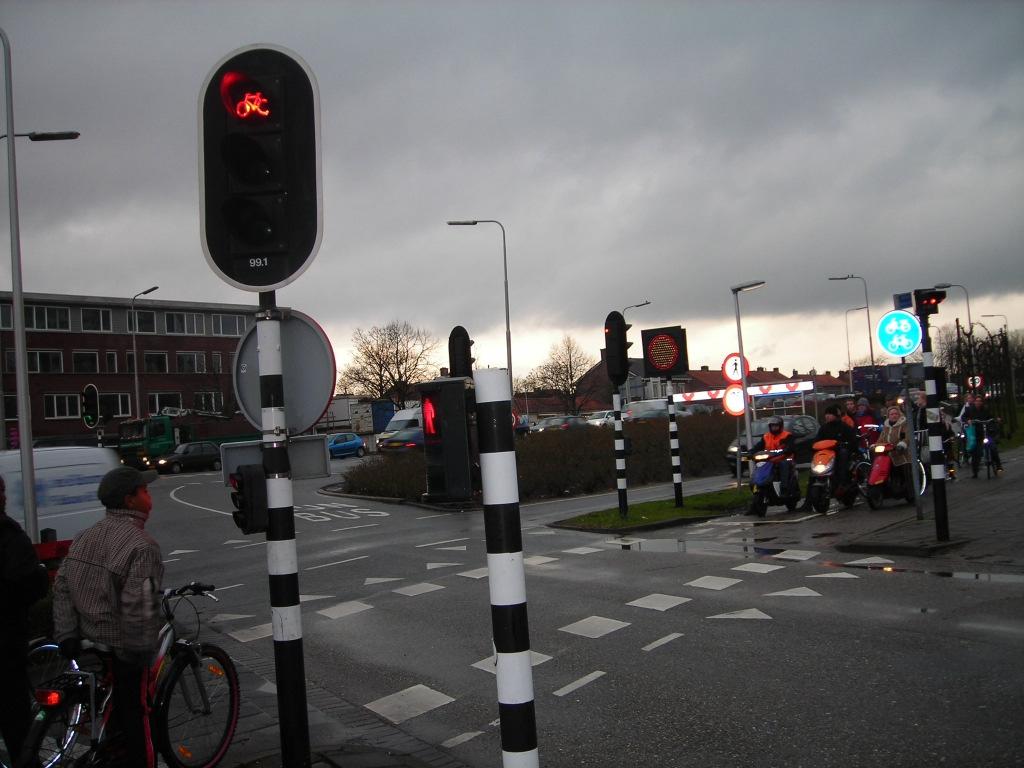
426 562 462 570
553 671 605 697
415 537 469 548
442 732 484 749
364 577 403 585
642 633 683 652
304 555 369 571
331 523 380 532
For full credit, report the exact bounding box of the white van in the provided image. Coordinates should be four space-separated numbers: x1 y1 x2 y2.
0 447 121 540
379 407 422 442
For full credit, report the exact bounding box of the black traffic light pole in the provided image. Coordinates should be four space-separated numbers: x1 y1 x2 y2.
605 311 631 520
257 290 311 766
919 311 950 541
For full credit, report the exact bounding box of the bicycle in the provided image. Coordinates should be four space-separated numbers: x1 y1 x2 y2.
19 582 239 768
970 419 1001 479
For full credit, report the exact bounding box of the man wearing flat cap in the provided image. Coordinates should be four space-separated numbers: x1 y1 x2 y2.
53 466 163 767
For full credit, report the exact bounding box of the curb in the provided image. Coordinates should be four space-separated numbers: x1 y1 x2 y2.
548 512 736 534
833 537 972 557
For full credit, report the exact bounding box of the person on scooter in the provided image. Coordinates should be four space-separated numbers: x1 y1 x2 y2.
878 404 911 492
799 405 858 510
963 392 1004 477
750 415 796 487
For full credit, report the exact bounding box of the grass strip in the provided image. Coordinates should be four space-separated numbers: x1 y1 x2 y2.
562 486 752 529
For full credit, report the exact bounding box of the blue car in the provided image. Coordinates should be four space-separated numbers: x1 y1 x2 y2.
328 432 366 459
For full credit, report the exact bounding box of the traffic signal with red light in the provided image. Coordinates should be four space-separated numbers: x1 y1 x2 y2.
229 464 268 534
448 326 475 378
81 384 99 429
604 311 632 386
418 377 478 503
913 288 946 317
200 45 321 291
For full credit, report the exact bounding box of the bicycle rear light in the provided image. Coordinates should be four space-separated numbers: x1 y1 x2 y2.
35 689 63 706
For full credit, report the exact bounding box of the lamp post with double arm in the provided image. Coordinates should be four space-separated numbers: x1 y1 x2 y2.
829 274 875 391
131 287 159 418
731 280 765 483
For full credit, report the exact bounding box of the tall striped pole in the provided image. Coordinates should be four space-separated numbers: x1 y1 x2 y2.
920 314 950 541
666 382 683 507
474 368 539 768
257 292 311 767
613 392 628 519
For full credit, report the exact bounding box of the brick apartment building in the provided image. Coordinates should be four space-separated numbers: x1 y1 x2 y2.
0 290 260 448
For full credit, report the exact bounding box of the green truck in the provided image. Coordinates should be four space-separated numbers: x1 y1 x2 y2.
117 411 256 469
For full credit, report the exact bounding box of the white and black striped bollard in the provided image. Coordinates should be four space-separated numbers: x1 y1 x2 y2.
920 317 950 541
257 293 311 767
474 368 539 768
613 392 628 519
666 383 683 507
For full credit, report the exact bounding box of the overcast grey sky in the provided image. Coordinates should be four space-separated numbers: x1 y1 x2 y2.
3 1 1022 381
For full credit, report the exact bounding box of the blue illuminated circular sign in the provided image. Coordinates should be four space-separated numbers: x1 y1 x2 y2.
876 309 922 357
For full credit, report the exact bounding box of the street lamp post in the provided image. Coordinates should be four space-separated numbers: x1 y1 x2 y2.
131 287 159 418
845 305 868 392
447 220 512 393
829 275 875 389
3 26 80 541
731 280 765 484
935 283 975 388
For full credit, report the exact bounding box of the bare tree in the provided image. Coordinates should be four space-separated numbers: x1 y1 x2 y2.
528 335 597 414
338 321 440 407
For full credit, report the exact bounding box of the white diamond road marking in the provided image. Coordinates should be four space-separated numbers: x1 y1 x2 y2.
317 601 373 620
228 623 274 642
642 633 683 652
808 571 859 579
559 616 631 638
298 594 332 603
773 549 820 561
524 555 559 565
210 613 254 623
553 671 606 697
471 650 553 674
627 594 692 612
844 556 895 565
686 575 742 591
732 563 786 574
393 583 445 597
563 546 602 555
707 609 772 620
442 732 484 749
457 568 489 580
257 681 277 694
364 577 403 585
426 562 461 570
365 684 454 725
765 587 821 597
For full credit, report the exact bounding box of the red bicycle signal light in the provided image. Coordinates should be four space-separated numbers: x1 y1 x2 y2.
913 288 946 317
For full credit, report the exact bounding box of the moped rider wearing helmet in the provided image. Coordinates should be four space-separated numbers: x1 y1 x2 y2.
750 415 796 487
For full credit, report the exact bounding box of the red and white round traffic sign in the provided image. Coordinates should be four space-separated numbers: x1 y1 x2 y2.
721 353 749 384
722 384 747 416
967 375 983 389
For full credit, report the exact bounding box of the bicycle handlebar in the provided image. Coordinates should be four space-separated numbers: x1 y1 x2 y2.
164 582 218 600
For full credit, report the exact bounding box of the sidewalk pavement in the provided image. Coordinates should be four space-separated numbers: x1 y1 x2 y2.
215 630 470 768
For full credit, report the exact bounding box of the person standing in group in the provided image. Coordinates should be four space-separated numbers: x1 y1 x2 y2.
53 467 163 768
0 475 50 763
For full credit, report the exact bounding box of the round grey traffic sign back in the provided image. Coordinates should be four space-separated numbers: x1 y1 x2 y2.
233 309 336 434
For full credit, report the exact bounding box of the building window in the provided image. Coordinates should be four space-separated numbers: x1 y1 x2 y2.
81 308 112 332
25 305 70 331
128 310 156 334
148 392 182 415
3 349 14 374
3 394 17 420
72 351 100 374
0 304 11 330
211 314 244 336
143 352 168 373
126 351 136 374
194 392 224 412
211 352 223 374
176 351 206 374
99 393 131 419
166 312 205 336
44 393 81 420
28 350 63 374
106 352 118 373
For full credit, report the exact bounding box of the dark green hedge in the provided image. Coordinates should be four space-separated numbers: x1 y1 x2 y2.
342 414 737 502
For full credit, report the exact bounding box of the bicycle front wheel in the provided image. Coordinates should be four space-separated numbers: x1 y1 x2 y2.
154 644 239 768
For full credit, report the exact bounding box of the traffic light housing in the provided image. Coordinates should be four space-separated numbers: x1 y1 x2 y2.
200 45 321 291
418 377 478 503
604 311 632 386
229 464 268 534
913 288 946 317
448 326 475 378
81 384 99 429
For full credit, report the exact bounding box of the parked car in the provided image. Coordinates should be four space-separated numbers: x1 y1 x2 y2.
530 415 589 432
328 432 365 459
586 410 615 427
378 427 425 453
149 441 222 474
725 414 821 474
